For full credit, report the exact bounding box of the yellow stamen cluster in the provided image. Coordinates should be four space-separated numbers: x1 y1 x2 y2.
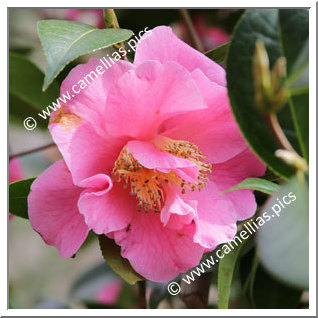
111 139 212 213
157 138 212 194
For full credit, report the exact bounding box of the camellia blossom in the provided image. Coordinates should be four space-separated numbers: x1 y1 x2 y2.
9 158 24 221
28 26 265 282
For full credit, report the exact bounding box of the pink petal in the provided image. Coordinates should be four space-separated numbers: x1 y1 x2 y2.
212 148 266 220
161 69 246 164
160 183 197 230
28 160 89 257
127 140 199 183
134 26 226 87
63 123 128 185
113 212 205 282
49 59 132 184
78 183 135 235
105 60 206 140
184 181 238 249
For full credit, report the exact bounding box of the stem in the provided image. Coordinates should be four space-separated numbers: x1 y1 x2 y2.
103 9 127 60
267 113 298 155
180 271 212 308
137 280 147 309
178 9 204 52
9 142 56 161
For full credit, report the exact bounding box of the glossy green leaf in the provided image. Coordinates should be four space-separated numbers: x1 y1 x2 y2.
205 42 230 63
278 9 309 161
227 9 294 178
9 52 59 128
278 9 309 79
277 102 302 155
9 177 35 219
224 177 279 195
38 20 133 90
98 235 144 285
257 176 309 290
218 236 247 309
240 248 302 308
288 92 309 161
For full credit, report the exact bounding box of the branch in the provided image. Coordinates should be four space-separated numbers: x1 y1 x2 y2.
178 9 204 52
9 142 56 161
267 113 297 154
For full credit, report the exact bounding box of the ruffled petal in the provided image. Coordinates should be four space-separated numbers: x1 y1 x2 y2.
104 60 206 140
49 59 132 184
113 212 205 282
161 69 246 164
185 181 238 249
78 182 135 235
28 160 89 257
212 148 266 220
160 183 197 230
63 123 128 185
134 26 226 86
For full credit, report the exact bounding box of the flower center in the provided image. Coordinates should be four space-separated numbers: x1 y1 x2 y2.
111 138 212 213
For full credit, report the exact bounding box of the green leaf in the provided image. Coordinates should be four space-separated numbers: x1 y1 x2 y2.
37 20 133 90
224 178 279 195
9 177 35 219
98 235 144 285
257 176 309 290
226 9 294 178
277 102 302 155
240 248 302 308
278 9 309 162
278 9 309 79
288 92 309 162
205 42 230 63
218 236 247 309
9 52 60 128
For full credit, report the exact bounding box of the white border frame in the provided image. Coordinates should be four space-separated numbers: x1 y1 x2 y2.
3 1 316 316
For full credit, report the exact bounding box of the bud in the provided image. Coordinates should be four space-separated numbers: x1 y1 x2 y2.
253 40 287 113
253 40 272 112
271 57 288 111
275 149 308 173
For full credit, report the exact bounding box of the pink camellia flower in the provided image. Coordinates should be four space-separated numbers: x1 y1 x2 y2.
9 158 24 221
28 26 265 282
95 280 123 305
